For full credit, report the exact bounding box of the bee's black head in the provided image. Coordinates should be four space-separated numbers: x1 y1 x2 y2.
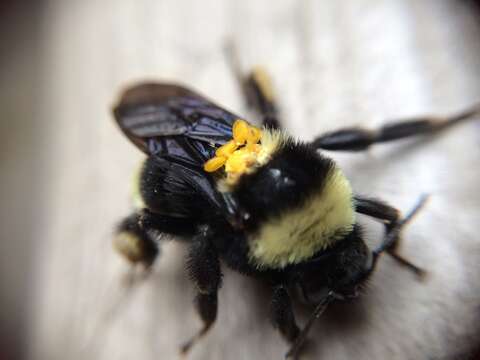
232 140 334 229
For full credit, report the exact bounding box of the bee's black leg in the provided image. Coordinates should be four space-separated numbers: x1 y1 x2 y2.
224 43 281 129
271 285 300 346
311 103 480 151
354 196 402 252
356 195 429 277
180 226 222 355
284 291 336 360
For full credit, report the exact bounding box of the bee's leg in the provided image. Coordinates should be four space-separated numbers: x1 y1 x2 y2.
224 44 281 129
271 285 301 346
284 291 336 360
180 226 222 355
243 67 281 129
354 196 402 252
114 209 197 273
113 212 159 271
355 195 429 277
311 103 480 151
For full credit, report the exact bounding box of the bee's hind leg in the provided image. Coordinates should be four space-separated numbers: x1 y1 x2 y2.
113 212 160 273
271 285 300 343
180 225 222 355
113 209 196 275
270 285 302 359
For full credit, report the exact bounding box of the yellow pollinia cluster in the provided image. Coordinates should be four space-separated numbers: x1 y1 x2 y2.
204 119 263 183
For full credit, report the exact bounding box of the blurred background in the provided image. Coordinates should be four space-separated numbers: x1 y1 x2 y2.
1 1 480 359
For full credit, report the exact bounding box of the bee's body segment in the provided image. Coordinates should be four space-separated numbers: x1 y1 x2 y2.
246 162 355 269
112 69 479 358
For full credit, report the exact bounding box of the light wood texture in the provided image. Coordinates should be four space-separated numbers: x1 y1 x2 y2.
2 1 479 359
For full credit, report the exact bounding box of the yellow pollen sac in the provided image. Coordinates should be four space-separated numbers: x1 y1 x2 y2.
245 143 261 153
246 127 262 145
225 149 255 173
204 156 227 172
216 139 238 157
233 119 250 145
204 119 263 176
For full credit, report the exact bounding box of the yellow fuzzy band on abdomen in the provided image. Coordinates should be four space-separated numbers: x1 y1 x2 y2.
248 166 355 269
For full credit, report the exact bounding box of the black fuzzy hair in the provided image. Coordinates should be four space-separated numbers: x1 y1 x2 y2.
233 140 335 230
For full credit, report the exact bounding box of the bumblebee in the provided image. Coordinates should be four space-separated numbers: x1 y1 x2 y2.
112 66 479 359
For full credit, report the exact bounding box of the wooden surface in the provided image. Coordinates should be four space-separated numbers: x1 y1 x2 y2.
2 1 480 359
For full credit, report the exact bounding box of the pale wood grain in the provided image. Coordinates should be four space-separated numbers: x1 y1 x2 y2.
9 1 479 359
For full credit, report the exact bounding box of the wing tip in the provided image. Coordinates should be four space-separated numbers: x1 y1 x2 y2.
113 82 197 112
